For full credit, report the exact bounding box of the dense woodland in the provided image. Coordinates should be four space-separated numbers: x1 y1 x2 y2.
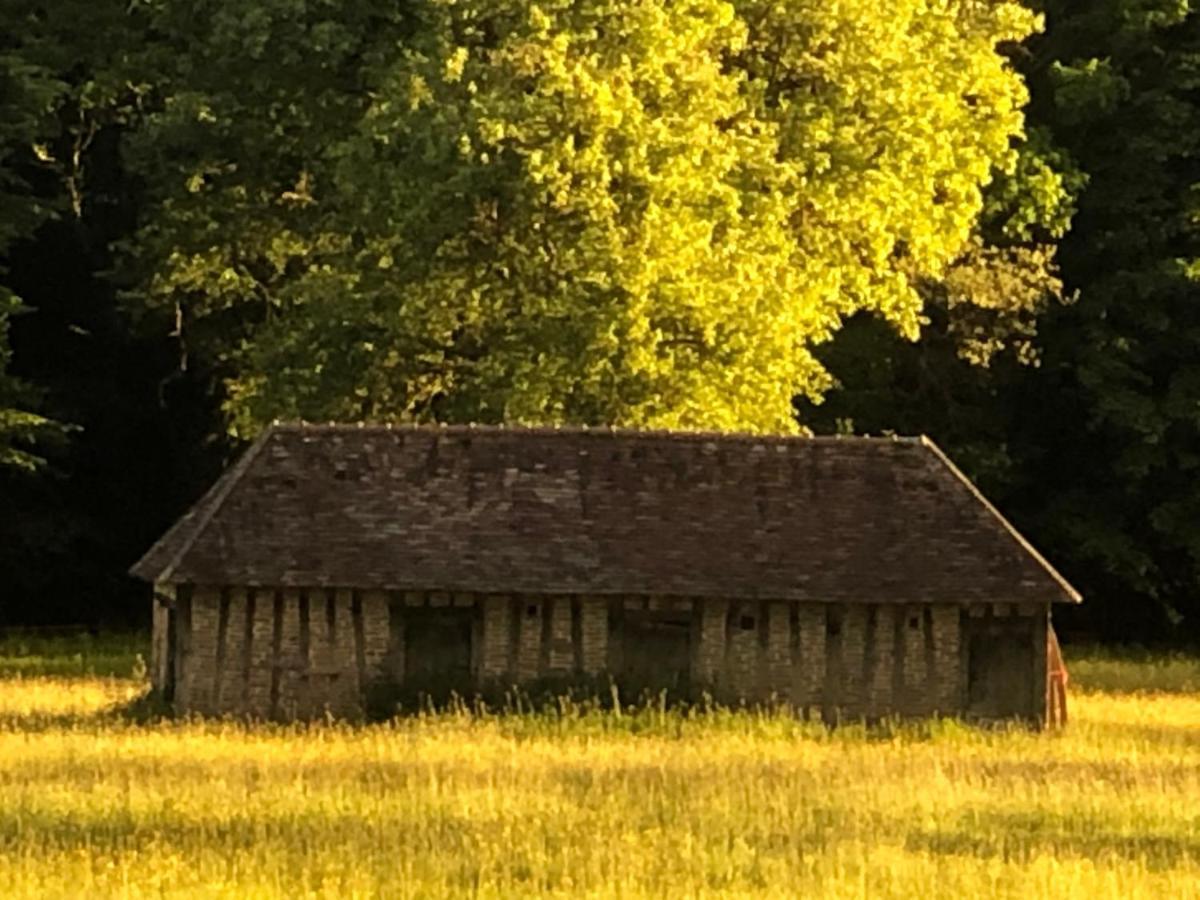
1 0 1197 642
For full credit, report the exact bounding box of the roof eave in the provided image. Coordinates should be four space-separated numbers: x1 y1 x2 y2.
919 435 1082 605
127 426 279 584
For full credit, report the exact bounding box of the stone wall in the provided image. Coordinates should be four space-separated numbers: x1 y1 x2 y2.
685 600 1047 722
167 586 387 719
478 594 609 684
159 589 1049 723
164 589 611 718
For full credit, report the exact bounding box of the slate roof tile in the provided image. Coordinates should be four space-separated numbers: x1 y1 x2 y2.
131 423 1081 605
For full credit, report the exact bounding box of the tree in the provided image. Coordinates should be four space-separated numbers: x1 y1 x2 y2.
0 24 62 471
800 126 1083 482
0 0 154 473
128 0 1039 436
0 1 213 627
1013 0 1200 636
810 0 1200 640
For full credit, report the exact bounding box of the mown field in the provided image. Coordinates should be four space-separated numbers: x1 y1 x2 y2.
0 634 1197 899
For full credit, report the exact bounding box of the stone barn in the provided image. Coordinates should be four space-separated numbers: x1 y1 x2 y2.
131 423 1080 724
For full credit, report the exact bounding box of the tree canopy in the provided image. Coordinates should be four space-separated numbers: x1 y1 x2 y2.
1016 0 1200 633
129 0 1039 436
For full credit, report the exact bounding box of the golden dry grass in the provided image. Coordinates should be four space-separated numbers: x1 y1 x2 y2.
0 639 1197 899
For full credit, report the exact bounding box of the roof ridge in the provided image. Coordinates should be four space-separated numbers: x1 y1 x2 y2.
919 436 1082 604
154 428 276 583
268 420 924 445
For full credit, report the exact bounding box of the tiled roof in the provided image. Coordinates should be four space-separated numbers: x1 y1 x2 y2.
131 424 1081 605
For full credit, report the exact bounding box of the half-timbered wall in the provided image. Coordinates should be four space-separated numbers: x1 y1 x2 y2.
159 589 1049 723
165 586 388 718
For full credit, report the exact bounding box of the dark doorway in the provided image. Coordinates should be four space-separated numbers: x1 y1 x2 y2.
965 617 1036 720
613 608 692 698
403 607 475 684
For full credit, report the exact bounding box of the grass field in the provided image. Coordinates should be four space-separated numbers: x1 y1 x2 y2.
0 634 1197 899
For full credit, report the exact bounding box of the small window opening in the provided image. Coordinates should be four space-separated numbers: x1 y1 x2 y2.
740 615 756 631
908 615 921 631
526 604 539 619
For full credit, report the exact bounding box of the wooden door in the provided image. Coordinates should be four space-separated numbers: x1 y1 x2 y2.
403 607 475 684
965 618 1036 720
613 608 692 698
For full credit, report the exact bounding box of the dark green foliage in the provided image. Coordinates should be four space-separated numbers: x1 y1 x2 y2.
3 0 1200 648
812 0 1200 641
0 1 223 626
362 672 712 722
0 8 63 472
364 673 603 721
1022 2 1200 637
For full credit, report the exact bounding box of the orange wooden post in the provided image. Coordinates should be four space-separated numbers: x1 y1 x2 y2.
1047 626 1069 727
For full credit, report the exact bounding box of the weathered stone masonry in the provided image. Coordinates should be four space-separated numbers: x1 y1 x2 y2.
159 585 1051 722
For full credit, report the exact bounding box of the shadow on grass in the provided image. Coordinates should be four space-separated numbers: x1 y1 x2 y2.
906 810 1200 870
0 631 149 680
0 688 170 733
0 800 844 872
1082 718 1200 747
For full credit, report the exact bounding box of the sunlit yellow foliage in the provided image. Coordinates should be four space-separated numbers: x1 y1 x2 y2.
134 0 1039 435
0 648 1198 899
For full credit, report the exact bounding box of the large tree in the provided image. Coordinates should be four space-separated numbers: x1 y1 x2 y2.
1018 0 1200 636
128 0 1039 436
